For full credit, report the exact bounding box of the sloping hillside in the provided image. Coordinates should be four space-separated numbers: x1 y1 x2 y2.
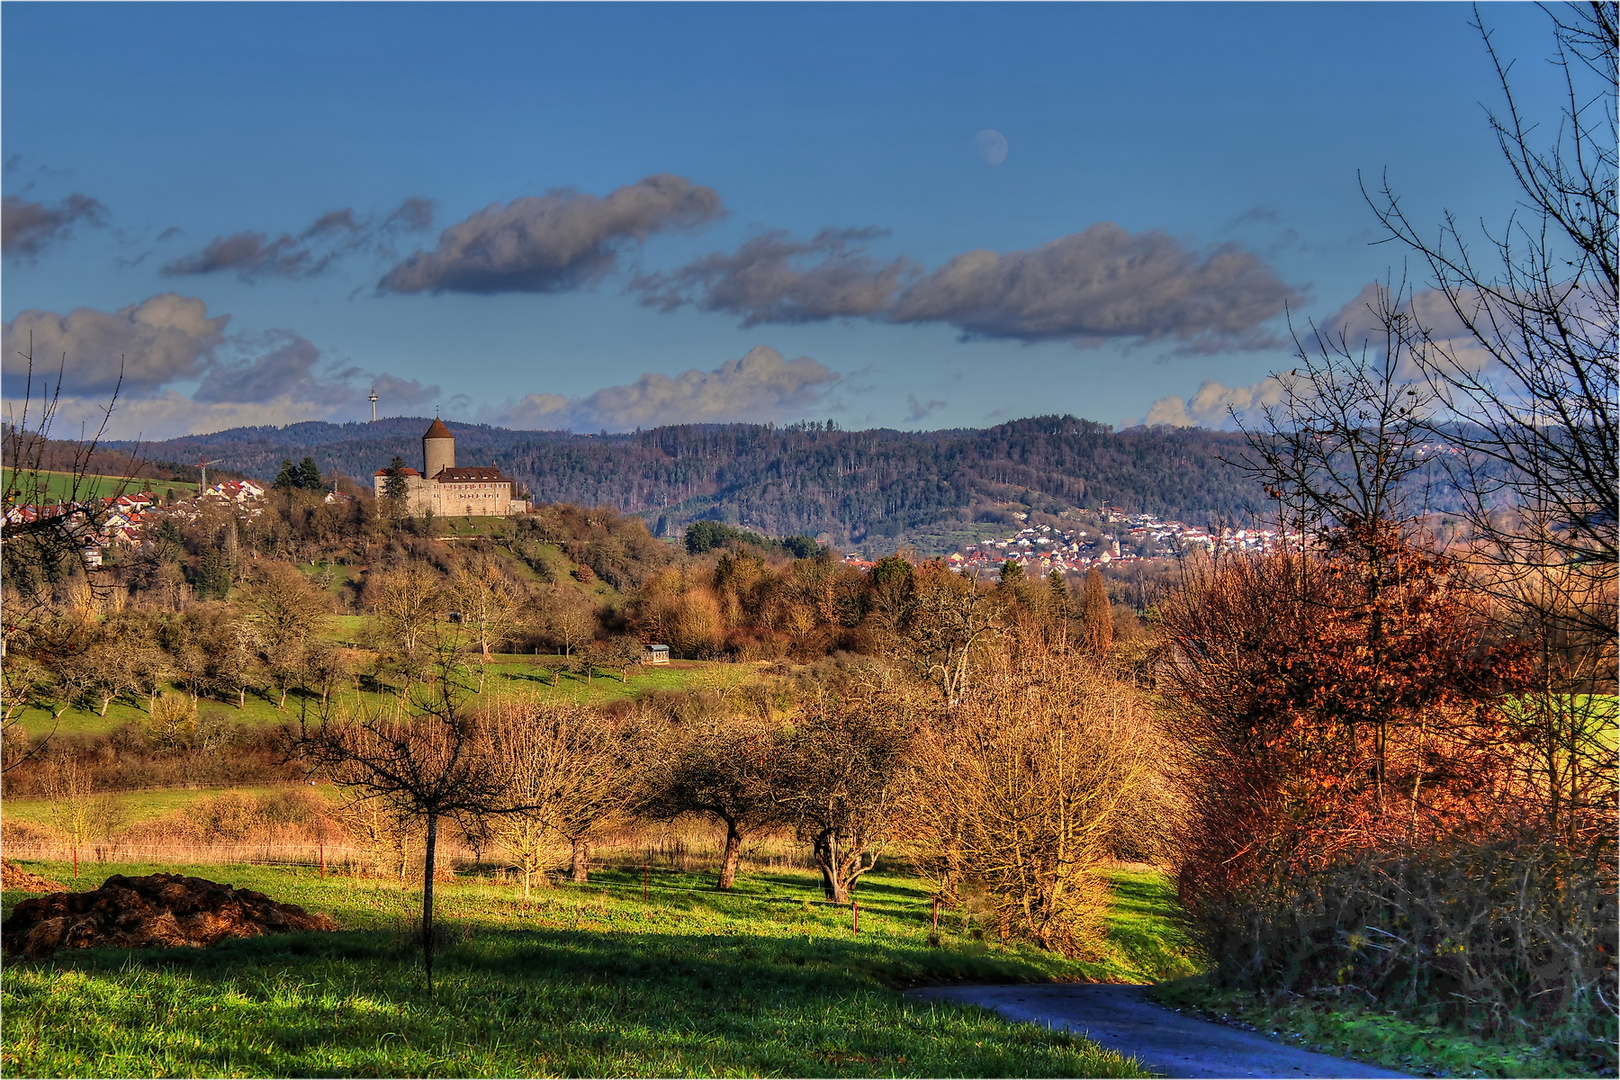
115 416 1266 545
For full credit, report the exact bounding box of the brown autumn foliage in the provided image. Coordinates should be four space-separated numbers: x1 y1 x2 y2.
1160 530 1531 897
1158 533 1616 1063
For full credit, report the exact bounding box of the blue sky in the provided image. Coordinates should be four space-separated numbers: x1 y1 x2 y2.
1 2 1570 440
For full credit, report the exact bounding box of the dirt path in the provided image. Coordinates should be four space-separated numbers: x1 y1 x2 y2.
906 984 1412 1079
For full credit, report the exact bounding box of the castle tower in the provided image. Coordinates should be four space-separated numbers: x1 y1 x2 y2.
422 418 455 479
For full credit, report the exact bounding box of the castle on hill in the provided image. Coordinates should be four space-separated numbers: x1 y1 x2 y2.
374 418 530 517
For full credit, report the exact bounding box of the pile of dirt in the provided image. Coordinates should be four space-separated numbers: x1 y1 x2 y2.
1 872 338 960
1 860 65 894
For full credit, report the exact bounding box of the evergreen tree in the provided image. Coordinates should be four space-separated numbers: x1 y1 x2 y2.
296 457 323 490
1046 569 1073 619
272 460 298 491
383 456 410 518
196 548 232 600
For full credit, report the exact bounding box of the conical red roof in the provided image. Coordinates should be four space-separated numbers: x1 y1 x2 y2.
423 418 453 439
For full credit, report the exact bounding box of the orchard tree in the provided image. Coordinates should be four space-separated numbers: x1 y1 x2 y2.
241 560 333 707
365 560 445 687
295 654 514 992
450 556 524 672
634 713 785 890
914 645 1165 954
779 688 917 903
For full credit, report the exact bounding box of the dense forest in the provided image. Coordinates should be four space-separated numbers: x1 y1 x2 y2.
114 416 1267 546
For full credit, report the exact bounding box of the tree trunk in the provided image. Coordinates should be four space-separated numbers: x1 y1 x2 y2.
570 835 590 884
813 829 847 903
422 810 438 994
717 821 743 890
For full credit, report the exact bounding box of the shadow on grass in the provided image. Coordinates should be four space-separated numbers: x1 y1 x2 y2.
3 922 1146 1078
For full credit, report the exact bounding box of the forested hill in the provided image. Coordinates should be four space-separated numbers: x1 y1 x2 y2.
116 416 1265 545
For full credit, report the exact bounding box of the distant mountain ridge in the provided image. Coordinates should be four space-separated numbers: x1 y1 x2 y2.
111 416 1267 547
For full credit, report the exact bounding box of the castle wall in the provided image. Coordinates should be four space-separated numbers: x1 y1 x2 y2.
374 420 530 518
373 474 527 517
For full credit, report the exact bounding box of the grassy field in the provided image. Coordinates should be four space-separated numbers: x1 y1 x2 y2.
9 656 749 740
1 860 1176 1077
1 785 335 827
2 468 198 502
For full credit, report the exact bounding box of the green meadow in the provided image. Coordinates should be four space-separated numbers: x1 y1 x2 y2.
2 469 198 502
10 656 749 740
1 786 336 827
1 860 1179 1078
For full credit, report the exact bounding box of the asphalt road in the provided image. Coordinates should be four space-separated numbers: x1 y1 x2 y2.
906 984 1414 1079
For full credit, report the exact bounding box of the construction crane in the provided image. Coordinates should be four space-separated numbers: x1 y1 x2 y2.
198 456 224 494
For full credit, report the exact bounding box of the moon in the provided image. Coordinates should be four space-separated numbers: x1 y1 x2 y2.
974 129 1009 166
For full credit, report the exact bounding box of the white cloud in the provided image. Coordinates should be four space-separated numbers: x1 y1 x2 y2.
2 293 228 398
489 346 839 431
1311 282 1496 380
1145 376 1290 429
2 295 435 439
6 390 332 442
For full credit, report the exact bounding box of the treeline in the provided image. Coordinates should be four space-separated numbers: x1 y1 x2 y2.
119 415 1273 547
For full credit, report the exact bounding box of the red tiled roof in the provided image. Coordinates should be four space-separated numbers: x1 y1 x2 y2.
374 467 422 477
423 418 453 440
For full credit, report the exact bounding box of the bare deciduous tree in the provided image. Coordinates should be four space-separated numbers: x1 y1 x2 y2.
1365 4 1615 646
240 559 333 708
295 655 512 991
449 555 525 691
903 561 1003 707
633 710 785 890
477 697 626 889
2 340 135 771
364 561 445 691
778 687 917 903
43 757 95 879
542 588 598 660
